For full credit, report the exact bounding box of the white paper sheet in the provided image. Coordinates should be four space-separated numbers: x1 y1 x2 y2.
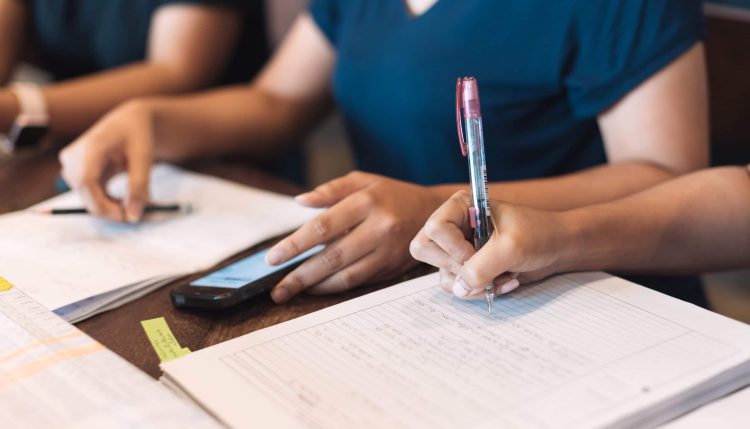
162 272 750 429
659 387 750 428
0 285 222 429
0 165 317 317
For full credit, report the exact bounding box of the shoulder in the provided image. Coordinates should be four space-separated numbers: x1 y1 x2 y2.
308 0 351 45
570 0 704 36
564 0 705 117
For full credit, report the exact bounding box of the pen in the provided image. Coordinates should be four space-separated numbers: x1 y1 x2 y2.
34 203 193 216
456 77 494 315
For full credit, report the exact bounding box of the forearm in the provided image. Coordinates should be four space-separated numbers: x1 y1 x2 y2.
0 90 16 131
0 0 26 85
432 161 677 211
560 167 750 274
142 85 330 162
39 62 217 139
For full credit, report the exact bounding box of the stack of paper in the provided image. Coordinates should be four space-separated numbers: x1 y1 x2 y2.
0 283 221 429
660 387 750 428
0 165 317 322
162 272 750 429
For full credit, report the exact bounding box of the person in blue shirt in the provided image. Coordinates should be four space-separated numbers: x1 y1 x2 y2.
58 0 709 304
0 0 267 141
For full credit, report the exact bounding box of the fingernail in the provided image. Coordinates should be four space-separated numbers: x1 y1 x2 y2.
294 193 312 203
271 286 289 303
125 201 144 224
452 278 470 298
499 279 520 295
265 247 284 265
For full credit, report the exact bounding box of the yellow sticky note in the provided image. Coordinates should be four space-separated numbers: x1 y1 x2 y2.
0 277 13 292
140 317 191 362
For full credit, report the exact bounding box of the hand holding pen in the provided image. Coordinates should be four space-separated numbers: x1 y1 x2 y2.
410 190 565 300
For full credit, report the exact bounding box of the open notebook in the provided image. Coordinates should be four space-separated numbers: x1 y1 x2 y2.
0 283 221 429
660 386 750 428
0 165 317 322
162 272 750 429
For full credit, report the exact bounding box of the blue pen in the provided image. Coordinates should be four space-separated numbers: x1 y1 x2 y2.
456 77 494 315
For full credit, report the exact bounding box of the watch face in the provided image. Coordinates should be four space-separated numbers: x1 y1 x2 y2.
9 124 48 149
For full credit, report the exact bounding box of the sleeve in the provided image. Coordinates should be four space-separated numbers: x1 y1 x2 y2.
153 0 263 14
564 0 705 118
308 0 341 45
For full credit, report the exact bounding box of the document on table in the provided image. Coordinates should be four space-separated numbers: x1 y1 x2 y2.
162 272 750 429
0 164 318 321
660 387 750 428
0 284 222 429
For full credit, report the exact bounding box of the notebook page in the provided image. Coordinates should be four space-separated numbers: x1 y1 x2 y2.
660 387 750 428
162 272 750 429
0 285 222 429
0 165 317 312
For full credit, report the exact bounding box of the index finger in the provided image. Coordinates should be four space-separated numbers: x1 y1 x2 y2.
266 192 371 265
423 191 475 263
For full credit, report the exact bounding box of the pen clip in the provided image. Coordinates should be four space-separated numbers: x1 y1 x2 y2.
456 77 467 157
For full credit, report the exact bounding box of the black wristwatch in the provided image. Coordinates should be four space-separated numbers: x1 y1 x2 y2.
7 82 50 150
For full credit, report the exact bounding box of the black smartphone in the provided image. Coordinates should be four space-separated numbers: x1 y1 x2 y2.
171 245 323 309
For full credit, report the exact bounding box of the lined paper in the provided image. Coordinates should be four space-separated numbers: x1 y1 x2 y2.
0 285 220 429
163 272 750 429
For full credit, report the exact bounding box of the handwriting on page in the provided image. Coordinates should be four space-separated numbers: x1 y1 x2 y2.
216 276 738 429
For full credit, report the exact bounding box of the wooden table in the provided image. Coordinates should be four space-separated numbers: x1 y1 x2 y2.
0 148 432 378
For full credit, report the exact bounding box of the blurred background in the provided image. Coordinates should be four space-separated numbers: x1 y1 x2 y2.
700 1 750 324
8 0 750 322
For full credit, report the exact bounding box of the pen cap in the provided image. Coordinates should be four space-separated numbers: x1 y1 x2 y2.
461 77 482 118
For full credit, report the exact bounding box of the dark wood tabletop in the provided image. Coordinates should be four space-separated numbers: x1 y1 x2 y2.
0 148 433 378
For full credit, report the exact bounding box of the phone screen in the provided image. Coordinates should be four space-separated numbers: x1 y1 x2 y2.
190 245 324 289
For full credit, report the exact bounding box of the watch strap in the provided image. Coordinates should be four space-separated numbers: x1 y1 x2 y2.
10 82 49 123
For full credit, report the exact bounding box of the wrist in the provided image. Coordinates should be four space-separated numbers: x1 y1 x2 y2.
429 184 465 201
553 209 591 273
126 97 182 162
0 90 19 132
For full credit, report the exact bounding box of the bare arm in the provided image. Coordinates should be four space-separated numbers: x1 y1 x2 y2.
0 0 27 131
412 167 750 300
60 14 335 221
433 43 709 210
561 167 750 275
138 13 334 161
0 0 26 85
0 4 244 138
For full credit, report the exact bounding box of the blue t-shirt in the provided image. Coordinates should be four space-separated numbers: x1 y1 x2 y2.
29 0 268 85
310 0 710 307
310 0 704 185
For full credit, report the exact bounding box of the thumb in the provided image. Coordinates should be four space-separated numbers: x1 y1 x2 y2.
451 236 513 299
295 171 374 207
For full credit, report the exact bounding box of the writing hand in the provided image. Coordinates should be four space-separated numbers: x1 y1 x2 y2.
410 190 565 300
